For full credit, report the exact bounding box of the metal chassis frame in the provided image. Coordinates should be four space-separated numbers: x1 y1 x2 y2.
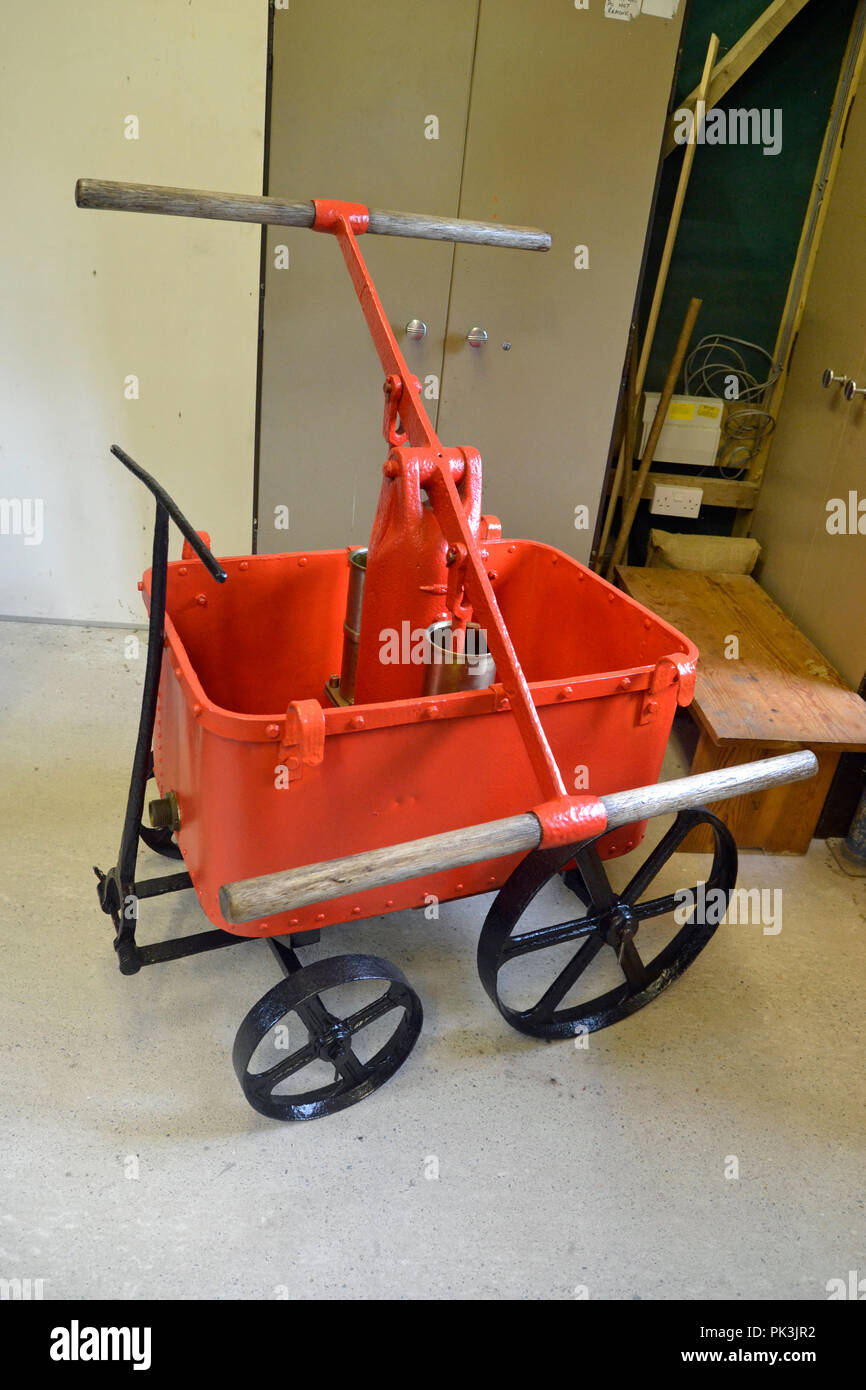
94 447 320 975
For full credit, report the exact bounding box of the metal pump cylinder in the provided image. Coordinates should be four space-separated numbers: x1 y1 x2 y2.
337 549 367 703
422 620 496 696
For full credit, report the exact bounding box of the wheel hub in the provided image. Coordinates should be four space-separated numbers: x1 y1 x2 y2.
317 1019 353 1062
603 902 638 951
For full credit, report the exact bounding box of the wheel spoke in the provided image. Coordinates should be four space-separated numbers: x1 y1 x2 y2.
503 911 604 962
574 845 618 909
526 932 605 1022
296 994 338 1035
345 987 402 1034
562 866 590 907
631 881 727 923
632 890 682 921
259 1038 319 1089
620 812 698 906
618 939 648 992
333 1048 370 1086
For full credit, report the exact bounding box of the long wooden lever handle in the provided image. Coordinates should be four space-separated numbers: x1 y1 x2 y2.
219 751 817 925
75 178 552 251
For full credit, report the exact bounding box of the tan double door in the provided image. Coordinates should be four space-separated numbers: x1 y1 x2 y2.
257 0 684 561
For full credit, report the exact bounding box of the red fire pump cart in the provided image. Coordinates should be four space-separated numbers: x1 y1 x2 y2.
79 177 815 1121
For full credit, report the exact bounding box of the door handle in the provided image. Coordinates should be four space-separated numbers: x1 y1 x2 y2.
843 379 866 401
466 327 488 348
404 319 427 341
822 368 849 389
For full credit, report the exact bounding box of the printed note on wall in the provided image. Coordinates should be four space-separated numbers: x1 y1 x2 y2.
604 0 641 20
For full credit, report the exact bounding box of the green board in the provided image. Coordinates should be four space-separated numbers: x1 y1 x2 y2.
641 0 858 395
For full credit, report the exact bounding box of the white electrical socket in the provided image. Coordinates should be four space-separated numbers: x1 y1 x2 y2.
650 483 703 518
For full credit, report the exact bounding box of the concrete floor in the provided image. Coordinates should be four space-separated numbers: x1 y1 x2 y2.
1 618 864 1301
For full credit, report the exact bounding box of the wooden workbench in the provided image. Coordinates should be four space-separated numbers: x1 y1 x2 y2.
615 568 866 853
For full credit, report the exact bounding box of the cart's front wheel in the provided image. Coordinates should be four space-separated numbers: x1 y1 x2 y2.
233 953 423 1120
477 807 736 1039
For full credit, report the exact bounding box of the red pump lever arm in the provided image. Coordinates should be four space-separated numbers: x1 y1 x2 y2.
314 202 569 807
313 200 440 451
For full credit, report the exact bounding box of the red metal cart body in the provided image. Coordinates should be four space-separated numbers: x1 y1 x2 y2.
149 540 697 938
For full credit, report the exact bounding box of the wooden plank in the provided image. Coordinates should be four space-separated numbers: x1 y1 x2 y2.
663 0 813 158
635 36 718 400
681 735 838 854
615 570 866 749
635 471 759 509
595 324 637 563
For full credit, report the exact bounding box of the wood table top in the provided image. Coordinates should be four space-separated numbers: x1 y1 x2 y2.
615 568 866 749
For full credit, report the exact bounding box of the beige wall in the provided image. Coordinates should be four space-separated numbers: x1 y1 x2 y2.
0 2 267 623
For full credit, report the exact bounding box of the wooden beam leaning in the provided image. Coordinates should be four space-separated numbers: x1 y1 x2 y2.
594 35 717 572
596 3 816 557
595 324 638 564
635 34 718 400
663 0 813 159
606 296 702 578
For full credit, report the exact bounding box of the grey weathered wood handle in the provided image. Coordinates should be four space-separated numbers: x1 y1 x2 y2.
75 179 552 251
219 750 817 925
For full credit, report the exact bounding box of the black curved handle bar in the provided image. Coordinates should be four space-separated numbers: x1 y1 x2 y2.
111 444 227 583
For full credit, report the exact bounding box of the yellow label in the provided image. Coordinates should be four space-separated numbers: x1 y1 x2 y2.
697 403 721 419
668 402 694 421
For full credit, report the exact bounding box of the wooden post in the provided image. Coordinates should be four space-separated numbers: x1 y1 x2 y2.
634 33 718 398
595 323 637 566
663 2 813 158
606 296 702 578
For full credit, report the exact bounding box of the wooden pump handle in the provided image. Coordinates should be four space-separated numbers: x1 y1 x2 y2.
75 179 552 251
219 750 817 925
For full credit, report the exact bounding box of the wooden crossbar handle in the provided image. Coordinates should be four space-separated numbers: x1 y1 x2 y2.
219 751 817 925
75 179 552 251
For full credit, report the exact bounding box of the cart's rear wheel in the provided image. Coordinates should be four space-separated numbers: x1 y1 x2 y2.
477 807 736 1039
233 953 423 1120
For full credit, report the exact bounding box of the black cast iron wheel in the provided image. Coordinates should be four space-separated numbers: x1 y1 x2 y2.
233 953 423 1120
477 806 737 1039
